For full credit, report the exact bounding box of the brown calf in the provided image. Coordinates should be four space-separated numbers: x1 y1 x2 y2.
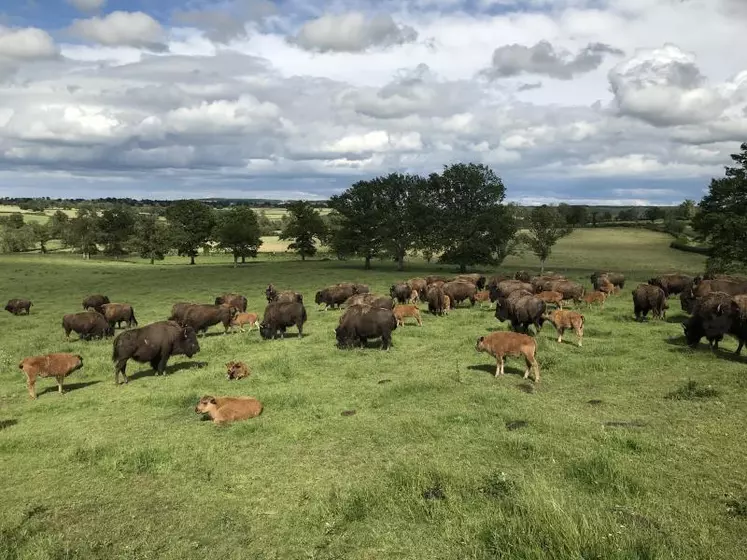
475 332 540 382
195 396 263 424
583 291 607 309
393 304 423 327
475 290 492 307
408 290 420 305
544 310 585 347
19 353 83 400
536 290 564 308
225 361 251 380
231 312 259 333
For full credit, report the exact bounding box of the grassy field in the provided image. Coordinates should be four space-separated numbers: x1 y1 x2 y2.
1 229 746 559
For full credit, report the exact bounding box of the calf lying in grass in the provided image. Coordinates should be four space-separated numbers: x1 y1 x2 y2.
544 309 585 347
195 396 263 424
393 304 422 327
475 332 540 382
225 361 251 380
19 353 83 400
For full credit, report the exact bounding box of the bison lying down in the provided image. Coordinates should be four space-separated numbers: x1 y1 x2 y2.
19 353 83 400
112 320 200 384
195 396 263 424
476 332 540 382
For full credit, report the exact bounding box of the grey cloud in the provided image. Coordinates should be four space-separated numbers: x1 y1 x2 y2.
484 40 624 80
68 11 168 51
291 12 418 53
172 0 276 43
517 81 542 91
66 0 106 12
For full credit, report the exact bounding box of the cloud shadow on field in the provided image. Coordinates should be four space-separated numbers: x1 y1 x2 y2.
126 360 208 382
37 380 101 397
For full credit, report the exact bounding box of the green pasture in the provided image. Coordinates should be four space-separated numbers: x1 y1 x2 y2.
0 228 745 559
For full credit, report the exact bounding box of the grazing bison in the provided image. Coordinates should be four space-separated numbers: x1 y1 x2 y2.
316 284 356 310
544 310 585 347
550 280 585 304
214 293 247 312
681 278 747 314
474 290 492 307
407 278 428 298
443 281 477 308
19 353 83 400
343 293 394 310
351 283 370 294
259 301 307 339
112 320 200 384
82 294 110 313
682 292 747 353
393 304 422 327
195 395 263 424
426 285 446 315
591 272 625 289
336 305 397 350
390 283 412 304
648 274 694 297
5 298 32 315
101 303 138 329
495 290 546 334
184 304 236 335
63 311 113 340
632 284 668 321
231 312 259 333
476 332 540 382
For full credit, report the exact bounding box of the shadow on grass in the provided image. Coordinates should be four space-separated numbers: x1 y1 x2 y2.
467 363 527 377
0 419 18 430
664 337 747 363
127 360 208 382
37 380 101 397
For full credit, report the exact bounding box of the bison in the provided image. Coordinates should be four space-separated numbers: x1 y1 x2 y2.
490 280 533 302
680 278 747 314
259 301 307 339
230 312 259 333
475 332 540 382
443 281 477 308
591 272 625 289
184 304 236 335
63 311 113 340
632 284 668 321
426 285 446 315
393 304 422 327
343 293 394 309
195 395 263 424
82 294 110 313
550 280 585 304
316 284 356 310
514 271 531 283
214 293 247 312
101 303 138 329
5 298 32 315
455 274 486 290
682 292 747 353
336 304 397 350
495 290 546 334
648 274 694 297
582 291 607 309
19 353 83 400
265 284 303 304
407 278 428 298
543 310 585 347
226 361 251 380
169 302 198 325
112 320 200 384
390 283 412 304
536 291 564 308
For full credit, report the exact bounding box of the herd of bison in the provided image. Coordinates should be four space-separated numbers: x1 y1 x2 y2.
5 269 747 423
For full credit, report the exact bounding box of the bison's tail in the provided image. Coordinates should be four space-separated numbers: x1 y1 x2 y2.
131 310 138 325
302 306 308 323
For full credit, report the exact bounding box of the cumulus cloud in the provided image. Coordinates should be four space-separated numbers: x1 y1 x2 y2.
291 12 418 53
66 0 106 12
0 26 59 60
173 0 276 43
483 40 624 80
68 11 168 51
608 44 729 126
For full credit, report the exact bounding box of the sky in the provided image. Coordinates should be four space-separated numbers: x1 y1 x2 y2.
0 0 745 204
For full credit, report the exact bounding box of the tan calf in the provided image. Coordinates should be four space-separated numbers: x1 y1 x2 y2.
536 290 564 308
225 360 251 380
19 353 84 400
583 291 607 309
544 309 585 347
393 304 422 326
408 290 420 305
475 332 540 382
195 395 263 424
231 312 259 333
443 295 451 315
475 290 492 307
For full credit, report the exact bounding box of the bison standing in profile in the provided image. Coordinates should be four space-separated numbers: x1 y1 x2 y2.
19 353 83 400
476 332 540 382
443 281 477 308
82 294 110 314
455 274 486 290
632 284 668 321
214 293 247 313
648 274 694 297
591 272 625 290
5 298 32 315
316 284 356 310
490 280 533 301
550 280 585 304
680 278 747 314
184 304 237 335
336 304 397 350
259 301 307 339
112 321 200 384
101 303 138 329
63 311 114 340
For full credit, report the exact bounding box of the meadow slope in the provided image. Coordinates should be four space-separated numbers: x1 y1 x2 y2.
1 229 745 560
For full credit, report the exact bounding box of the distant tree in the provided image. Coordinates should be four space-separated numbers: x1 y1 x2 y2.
320 210 356 261
521 205 572 273
165 201 216 265
693 142 747 272
49 210 70 241
129 214 173 264
617 208 639 222
67 206 100 259
4 213 25 229
600 211 613 222
428 163 518 273
98 205 136 257
279 201 327 261
0 224 35 253
256 210 278 236
677 199 697 220
214 206 263 266
566 205 589 227
644 207 665 222
31 222 51 253
329 183 384 269
663 209 686 236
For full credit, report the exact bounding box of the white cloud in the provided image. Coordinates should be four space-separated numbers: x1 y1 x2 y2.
68 11 167 51
292 12 418 53
66 0 106 12
0 26 59 60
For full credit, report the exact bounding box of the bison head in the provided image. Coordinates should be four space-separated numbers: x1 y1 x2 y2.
178 327 200 357
475 336 487 353
682 318 703 348
195 396 217 414
314 291 323 305
265 285 277 302
494 299 511 322
259 322 275 340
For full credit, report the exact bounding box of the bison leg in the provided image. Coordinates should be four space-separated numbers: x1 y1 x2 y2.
495 356 504 377
382 333 392 350
26 374 36 400
156 355 170 375
557 327 564 344
56 376 65 395
115 360 129 384
736 340 744 355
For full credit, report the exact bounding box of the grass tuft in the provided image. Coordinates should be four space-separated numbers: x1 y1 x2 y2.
664 380 720 400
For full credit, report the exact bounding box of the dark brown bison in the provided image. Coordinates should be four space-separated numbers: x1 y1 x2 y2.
101 303 138 329
531 275 566 293
550 280 585 304
486 274 512 290
443 281 477 308
63 311 114 340
425 275 452 285
494 290 546 334
265 284 304 304
259 301 307 339
82 294 110 313
5 298 32 315
682 292 747 352
390 283 412 304
184 304 237 335
336 304 397 350
316 284 356 310
681 278 747 314
169 302 199 325
591 272 625 289
514 271 531 283
214 293 247 312
343 294 394 309
407 277 428 298
632 284 667 321
648 274 694 297
112 321 200 383
455 274 486 290
489 280 533 301
426 285 446 315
